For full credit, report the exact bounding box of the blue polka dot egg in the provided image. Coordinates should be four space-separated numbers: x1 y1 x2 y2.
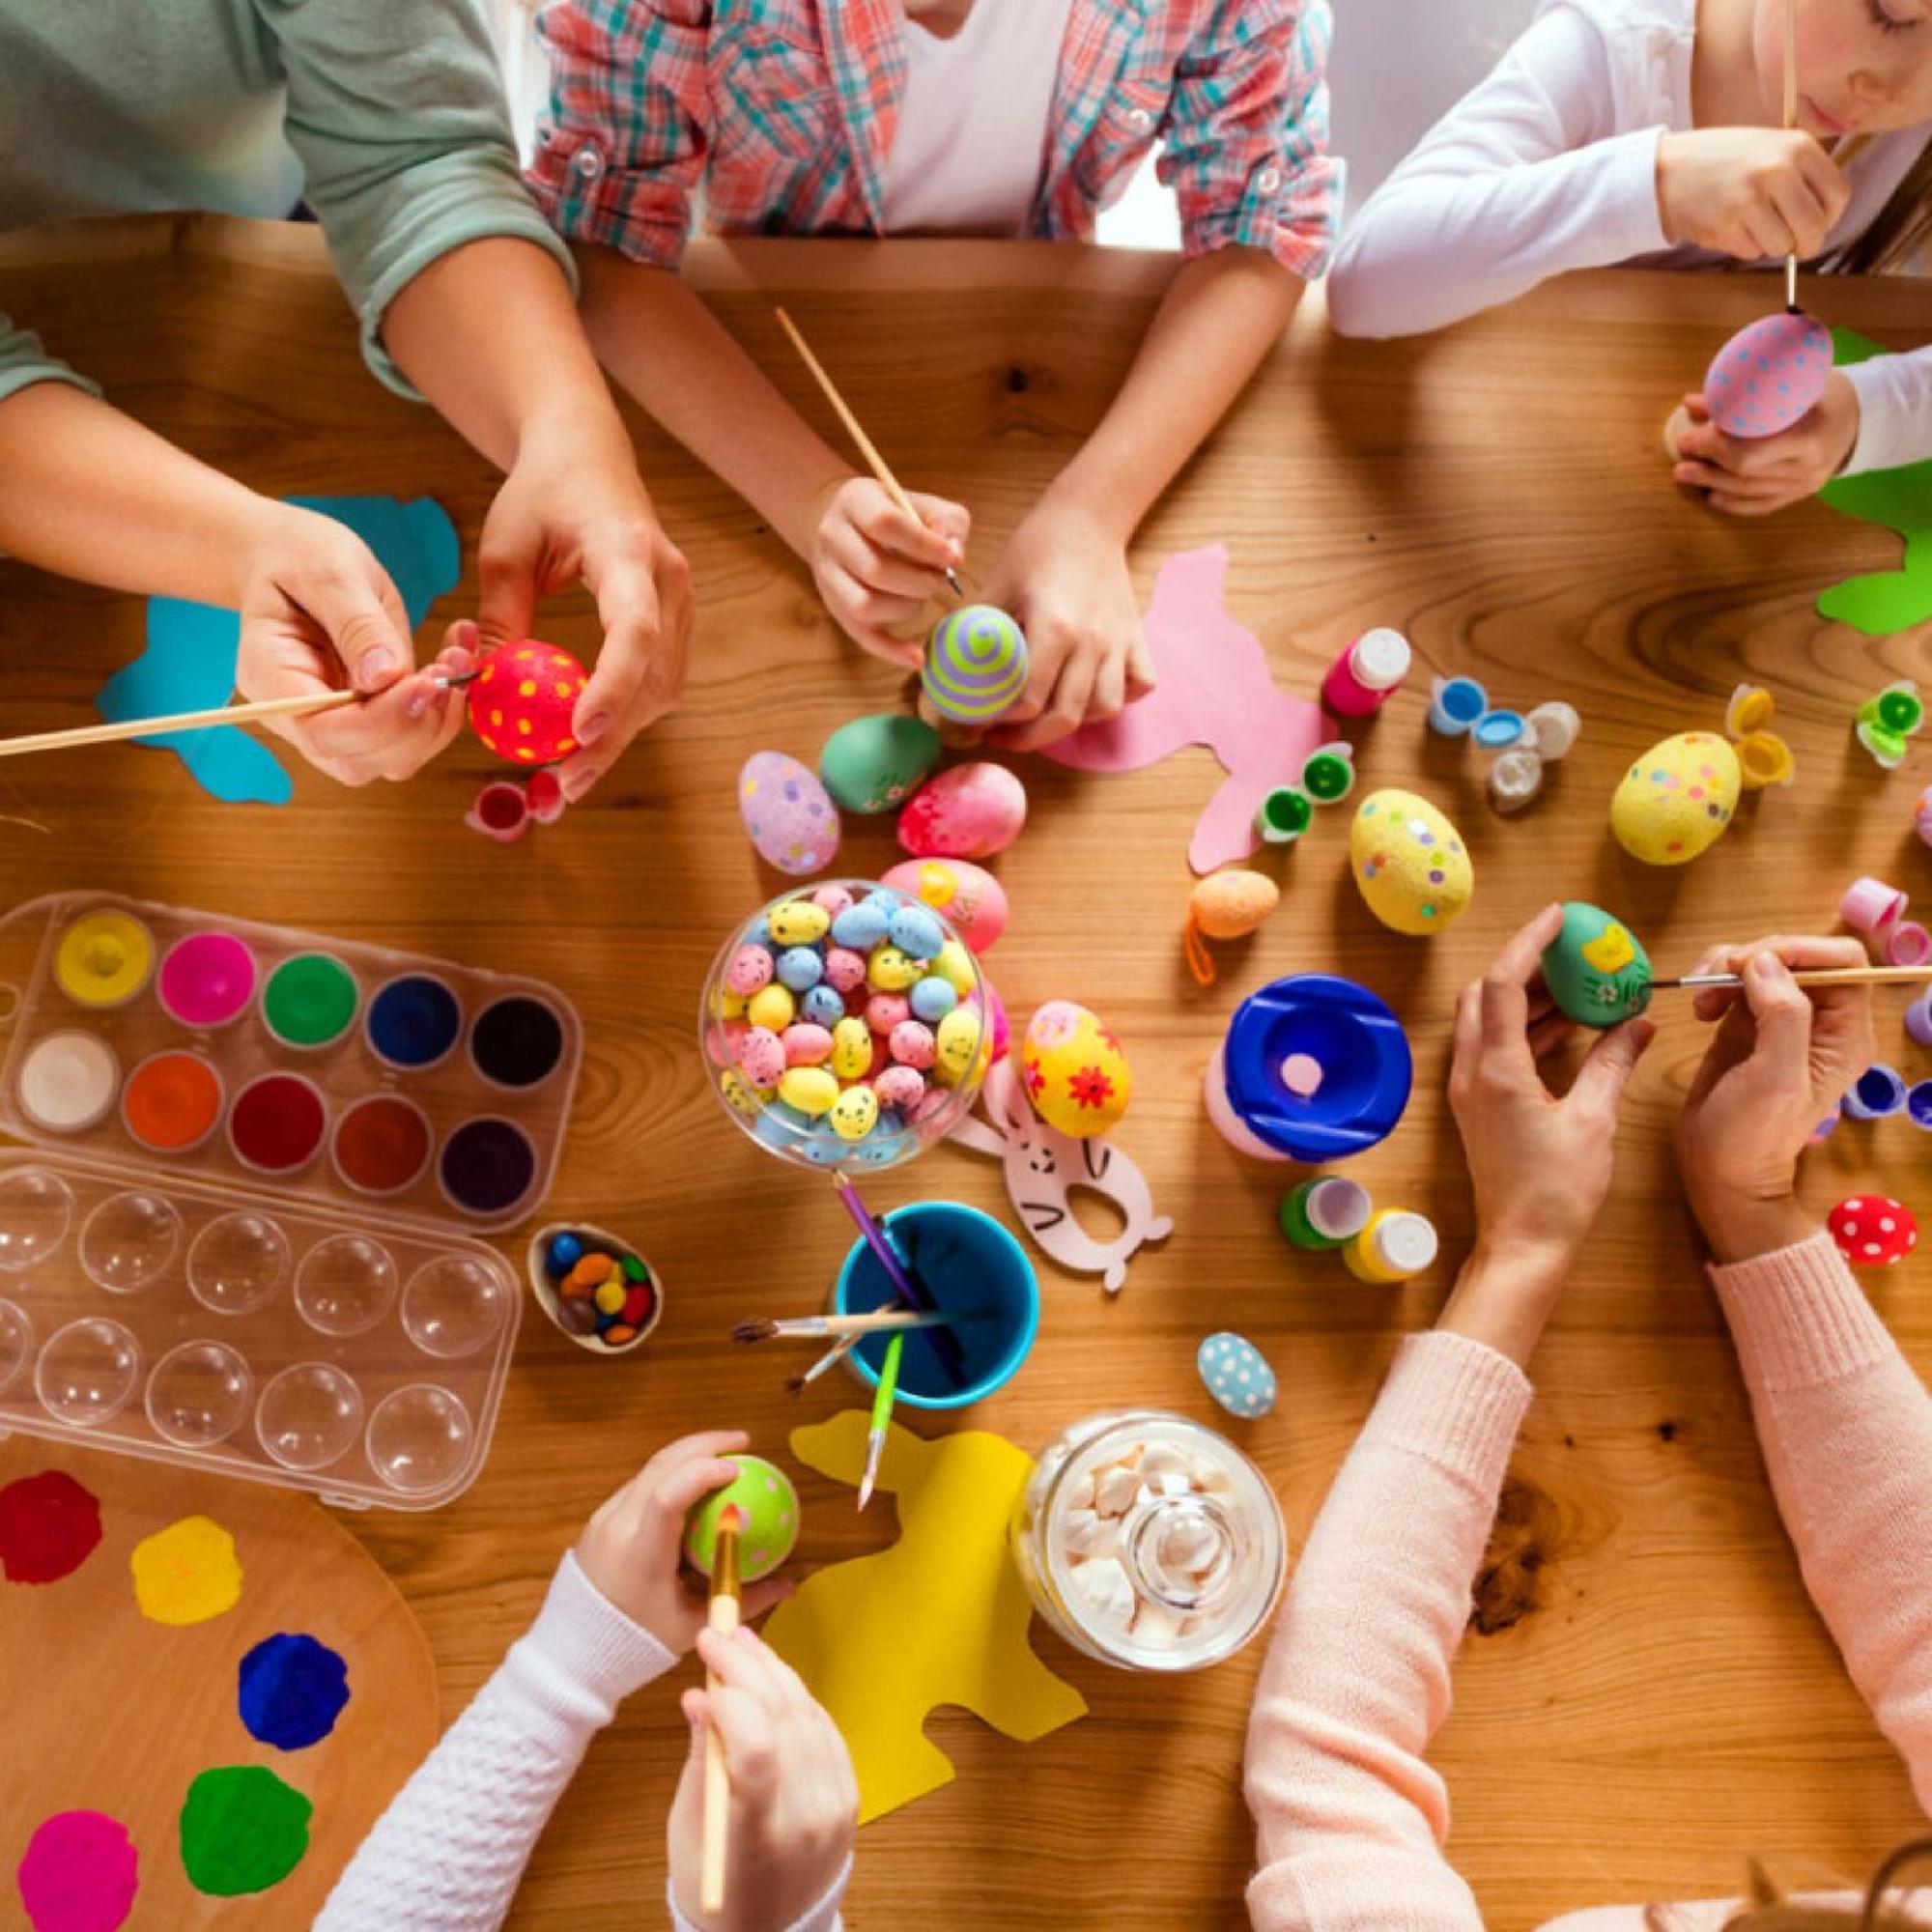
1198 1332 1277 1419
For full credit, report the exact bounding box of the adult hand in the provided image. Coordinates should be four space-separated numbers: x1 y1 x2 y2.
1668 376 1860 515
1655 127 1848 260
810 475 968 668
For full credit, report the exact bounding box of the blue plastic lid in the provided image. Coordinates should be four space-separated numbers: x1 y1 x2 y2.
1221 975 1412 1161
1471 709 1527 751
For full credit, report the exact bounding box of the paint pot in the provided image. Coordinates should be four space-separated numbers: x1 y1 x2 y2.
439 1116 538 1218
466 781 532 842
0 1167 74 1272
1279 1175 1373 1251
330 1094 432 1197
1909 1081 1932 1131
401 1253 512 1359
78 1190 183 1294
833 1201 1038 1409
186 1212 290 1317
256 1361 364 1470
365 1383 474 1494
147 1339 253 1448
1321 628 1410 718
294 1234 397 1338
54 909 155 1009
1205 975 1413 1164
157 931 257 1030
35 1316 140 1428
1255 786 1312 845
1841 875 1908 938
1886 920 1932 969
1907 989 1932 1048
262 952 359 1050
1426 676 1487 736
228 1073 327 1176
365 973 463 1072
1342 1208 1439 1283
1842 1064 1909 1121
122 1050 224 1153
17 1031 119 1133
469 993 566 1090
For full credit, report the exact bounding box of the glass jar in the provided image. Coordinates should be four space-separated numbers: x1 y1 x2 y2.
1012 1409 1287 1672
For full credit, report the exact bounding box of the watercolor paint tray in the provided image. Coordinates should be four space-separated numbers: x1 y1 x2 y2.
0 1151 519 1511
0 892 582 1232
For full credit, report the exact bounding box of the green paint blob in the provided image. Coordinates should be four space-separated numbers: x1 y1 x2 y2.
263 953 358 1048
178 1767 311 1896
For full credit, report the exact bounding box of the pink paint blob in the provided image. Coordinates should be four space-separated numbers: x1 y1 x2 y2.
156 932 257 1030
16 1810 138 1932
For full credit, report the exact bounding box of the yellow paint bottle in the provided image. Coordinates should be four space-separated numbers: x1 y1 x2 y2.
1343 1208 1438 1284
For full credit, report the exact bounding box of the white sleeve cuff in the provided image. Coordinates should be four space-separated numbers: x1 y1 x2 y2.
1840 350 1932 476
1597 125 1673 260
667 1856 853 1932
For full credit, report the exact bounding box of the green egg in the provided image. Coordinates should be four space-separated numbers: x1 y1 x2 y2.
818 714 942 815
1541 901 1653 1029
683 1454 802 1582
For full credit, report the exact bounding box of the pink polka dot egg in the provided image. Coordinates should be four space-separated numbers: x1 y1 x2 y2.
1701 310 1833 440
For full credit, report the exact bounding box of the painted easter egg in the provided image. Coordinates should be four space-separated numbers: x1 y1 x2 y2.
1610 732 1741 867
1828 1194 1919 1267
818 713 942 814
1190 870 1279 941
1702 309 1833 440
1019 1000 1131 1137
468 640 589 765
880 858 1009 952
1541 902 1654 1029
923 605 1030 723
896 761 1027 860
1197 1331 1277 1419
1348 790 1474 936
739 752 841 877
683 1455 801 1583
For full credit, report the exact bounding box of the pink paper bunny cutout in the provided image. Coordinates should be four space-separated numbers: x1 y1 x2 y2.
949 1059 1173 1293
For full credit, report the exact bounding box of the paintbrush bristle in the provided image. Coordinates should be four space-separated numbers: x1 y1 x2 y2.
731 1319 778 1345
784 1373 809 1396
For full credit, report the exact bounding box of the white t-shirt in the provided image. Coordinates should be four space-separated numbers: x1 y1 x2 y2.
882 0 1077 235
1325 0 1932 474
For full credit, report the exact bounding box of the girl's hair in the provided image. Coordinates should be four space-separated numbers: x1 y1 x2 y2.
1821 135 1932 273
1643 1840 1932 1932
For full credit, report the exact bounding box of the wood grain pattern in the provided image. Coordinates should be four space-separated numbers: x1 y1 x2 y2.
1 216 1928 1928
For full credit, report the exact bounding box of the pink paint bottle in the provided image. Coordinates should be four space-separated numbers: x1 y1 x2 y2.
1321 628 1411 719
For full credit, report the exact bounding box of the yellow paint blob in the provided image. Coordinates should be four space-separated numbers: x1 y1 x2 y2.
130 1515 243 1627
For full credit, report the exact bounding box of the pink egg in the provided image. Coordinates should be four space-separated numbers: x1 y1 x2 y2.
735 1026 784 1088
895 762 1028 861
739 750 841 877
985 987 1010 1060
706 1017 747 1068
867 992 911 1034
875 1065 926 1112
726 945 774 995
823 947 867 993
1701 309 1833 439
910 1085 952 1124
880 858 1009 952
781 1022 834 1067
890 1020 937 1068
811 884 856 918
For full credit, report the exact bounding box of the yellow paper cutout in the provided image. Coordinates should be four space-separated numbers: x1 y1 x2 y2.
763 1412 1087 1825
130 1515 242 1626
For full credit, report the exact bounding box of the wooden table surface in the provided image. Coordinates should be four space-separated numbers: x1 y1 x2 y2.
2 216 1928 1929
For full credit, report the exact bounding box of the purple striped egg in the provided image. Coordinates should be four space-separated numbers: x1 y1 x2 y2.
1702 310 1833 440
923 605 1030 724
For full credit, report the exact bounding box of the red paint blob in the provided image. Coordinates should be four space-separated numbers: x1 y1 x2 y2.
228 1074 327 1175
331 1095 432 1197
0 1469 102 1584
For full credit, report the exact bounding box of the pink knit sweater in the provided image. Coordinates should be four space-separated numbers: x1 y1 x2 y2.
1243 1232 1932 1929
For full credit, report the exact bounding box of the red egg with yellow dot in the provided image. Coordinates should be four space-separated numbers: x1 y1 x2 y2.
467 641 589 766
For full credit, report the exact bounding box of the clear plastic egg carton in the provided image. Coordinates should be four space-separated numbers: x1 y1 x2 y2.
0 1151 519 1511
0 892 582 1233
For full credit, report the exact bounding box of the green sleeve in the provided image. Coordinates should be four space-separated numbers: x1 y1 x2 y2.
0 314 100 407
258 0 577 398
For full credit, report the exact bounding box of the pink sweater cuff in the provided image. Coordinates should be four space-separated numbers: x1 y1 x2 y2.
1360 1330 1534 1494
1709 1231 1893 1392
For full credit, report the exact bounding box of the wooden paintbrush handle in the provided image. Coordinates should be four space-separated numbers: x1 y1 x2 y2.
0 686 359 758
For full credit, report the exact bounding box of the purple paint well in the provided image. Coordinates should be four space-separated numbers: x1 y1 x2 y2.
238 1632 350 1750
156 932 257 1030
16 1809 138 1932
439 1117 536 1216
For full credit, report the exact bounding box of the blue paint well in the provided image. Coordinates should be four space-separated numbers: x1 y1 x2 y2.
238 1632 350 1750
366 975 462 1069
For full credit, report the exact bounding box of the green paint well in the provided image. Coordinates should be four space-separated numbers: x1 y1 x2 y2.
178 1766 311 1896
263 954 358 1048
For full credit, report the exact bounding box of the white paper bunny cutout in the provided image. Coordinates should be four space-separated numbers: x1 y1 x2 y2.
949 1058 1173 1293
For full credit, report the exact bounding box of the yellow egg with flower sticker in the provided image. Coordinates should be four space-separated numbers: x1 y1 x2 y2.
1019 1001 1131 1138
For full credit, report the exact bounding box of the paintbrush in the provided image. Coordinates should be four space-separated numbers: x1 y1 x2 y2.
830 1175 970 1383
858 1331 904 1512
1653 964 1932 991
699 1502 744 1917
734 1309 952 1345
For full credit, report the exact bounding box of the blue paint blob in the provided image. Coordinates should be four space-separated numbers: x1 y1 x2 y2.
366 975 463 1070
237 1633 349 1751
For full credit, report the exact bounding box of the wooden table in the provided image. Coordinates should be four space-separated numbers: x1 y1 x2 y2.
2 216 1927 1929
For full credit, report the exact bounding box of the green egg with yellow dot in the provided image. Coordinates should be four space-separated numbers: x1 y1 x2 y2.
1541 901 1653 1029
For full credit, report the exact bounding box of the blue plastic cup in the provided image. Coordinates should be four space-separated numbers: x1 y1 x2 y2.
1427 676 1488 736
833 1202 1038 1408
1842 1064 1909 1121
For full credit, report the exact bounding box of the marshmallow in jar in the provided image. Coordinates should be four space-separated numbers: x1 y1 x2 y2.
1012 1409 1286 1672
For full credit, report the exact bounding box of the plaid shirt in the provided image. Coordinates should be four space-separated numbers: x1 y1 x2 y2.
528 0 1340 277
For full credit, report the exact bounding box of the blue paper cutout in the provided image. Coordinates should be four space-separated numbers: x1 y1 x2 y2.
98 496 461 805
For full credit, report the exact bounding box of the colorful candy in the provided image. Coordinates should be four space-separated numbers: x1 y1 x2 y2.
923 606 1030 723
468 640 588 765
535 1225 660 1351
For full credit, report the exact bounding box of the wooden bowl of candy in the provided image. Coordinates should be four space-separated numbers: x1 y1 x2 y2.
526 1221 662 1355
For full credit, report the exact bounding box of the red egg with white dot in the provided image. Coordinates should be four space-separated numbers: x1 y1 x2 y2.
467 640 589 766
1828 1194 1918 1267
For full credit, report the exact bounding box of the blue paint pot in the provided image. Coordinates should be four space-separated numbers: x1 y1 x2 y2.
1427 676 1488 736
833 1202 1038 1409
366 973 462 1071
1843 1064 1908 1121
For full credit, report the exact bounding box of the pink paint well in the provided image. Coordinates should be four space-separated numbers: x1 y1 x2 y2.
16 1810 138 1932
157 933 257 1030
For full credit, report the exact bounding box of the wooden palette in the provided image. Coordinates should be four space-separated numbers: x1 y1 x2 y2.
0 1437 437 1927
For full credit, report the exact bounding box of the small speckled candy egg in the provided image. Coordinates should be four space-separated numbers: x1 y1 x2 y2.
811 884 855 918
775 946 825 992
739 753 841 877
726 945 774 996
746 984 795 1033
887 905 946 960
890 1020 936 1069
735 1026 785 1089
769 900 832 947
875 1065 926 1112
1349 789 1474 936
867 945 922 992
880 858 1009 953
781 1023 833 1067
910 976 957 1023
778 1066 839 1116
1197 1332 1277 1419
818 713 943 814
896 761 1028 860
1189 869 1279 940
823 947 867 993
831 901 889 952
1541 902 1654 1029
719 1068 763 1118
1610 732 1741 867
683 1455 801 1583
468 640 589 765
1020 1001 1131 1136
932 939 976 998
934 1007 983 1086
829 1085 881 1143
1702 309 1833 440
831 1017 873 1080
867 991 911 1035
801 985 844 1028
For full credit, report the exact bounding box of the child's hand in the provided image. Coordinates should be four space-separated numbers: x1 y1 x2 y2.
1447 904 1655 1286
1677 937 1874 1261
237 506 469 786
810 476 970 669
1668 378 1860 515
1655 128 1849 261
574 1432 793 1656
669 1624 858 1932
981 498 1156 753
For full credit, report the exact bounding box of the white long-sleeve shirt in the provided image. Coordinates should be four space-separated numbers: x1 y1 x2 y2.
317 1550 849 1932
1325 0 1932 475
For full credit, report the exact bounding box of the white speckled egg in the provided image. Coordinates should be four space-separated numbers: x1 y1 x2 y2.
896 762 1027 860
880 858 1009 952
739 752 841 877
1349 789 1473 936
1019 1001 1131 1137
1610 732 1740 867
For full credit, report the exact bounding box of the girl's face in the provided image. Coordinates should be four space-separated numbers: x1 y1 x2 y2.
1754 0 1932 135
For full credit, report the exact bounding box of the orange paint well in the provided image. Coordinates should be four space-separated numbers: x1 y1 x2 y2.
123 1051 222 1151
